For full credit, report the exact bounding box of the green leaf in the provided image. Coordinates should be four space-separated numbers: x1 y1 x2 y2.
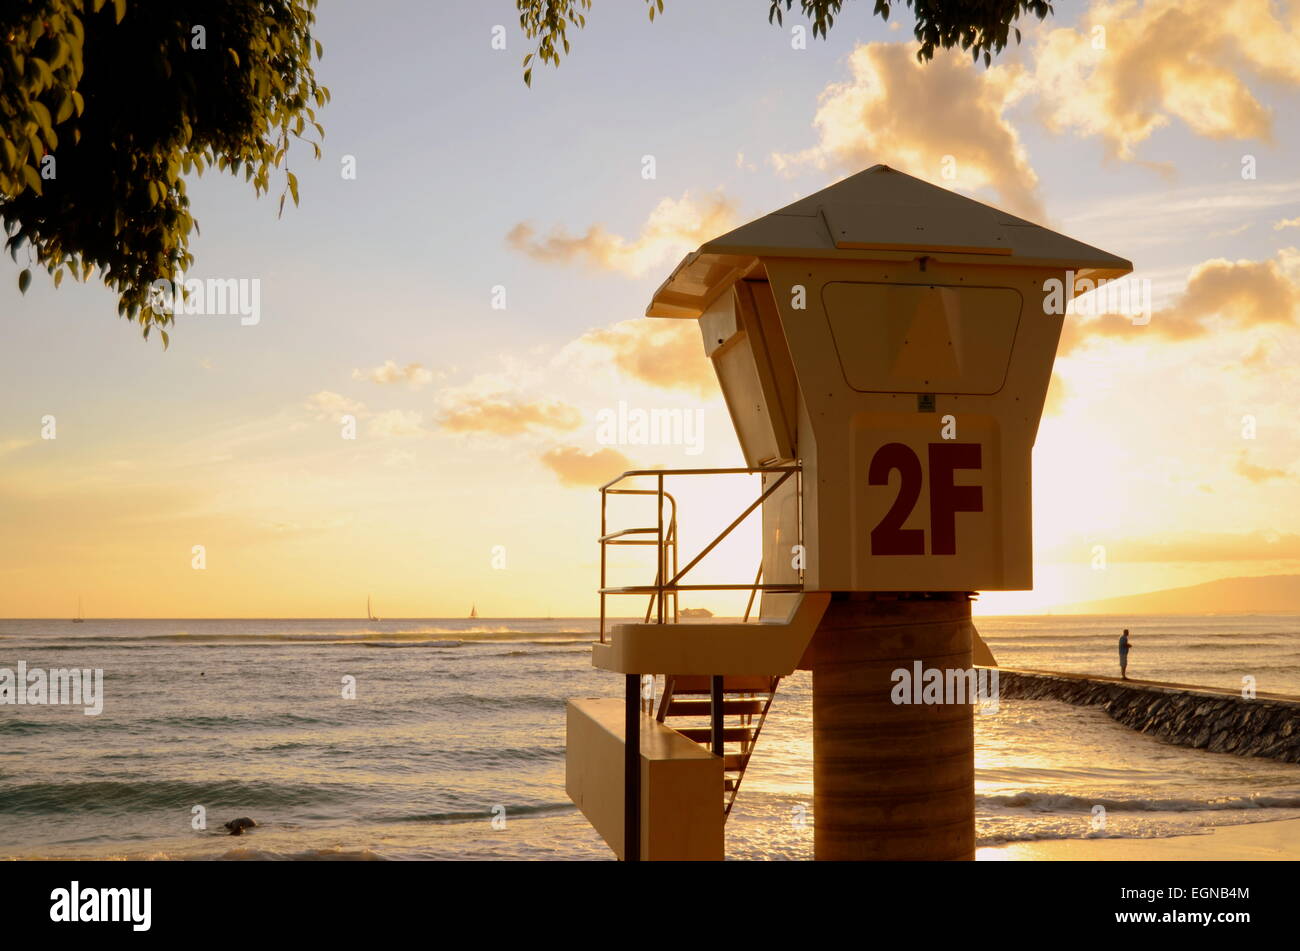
18 269 31 294
21 163 42 195
31 101 52 137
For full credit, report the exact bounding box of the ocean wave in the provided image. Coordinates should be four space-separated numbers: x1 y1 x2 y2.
480 648 593 658
361 640 463 649
432 693 563 712
0 779 356 815
0 719 58 736
0 711 336 735
446 746 566 769
979 791 1300 813
2 629 598 649
387 802 574 824
211 846 389 861
975 827 1212 846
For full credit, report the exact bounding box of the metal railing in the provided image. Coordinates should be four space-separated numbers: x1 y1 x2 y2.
597 465 803 642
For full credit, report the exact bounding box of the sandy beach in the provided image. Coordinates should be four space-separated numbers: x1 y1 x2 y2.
979 817 1300 861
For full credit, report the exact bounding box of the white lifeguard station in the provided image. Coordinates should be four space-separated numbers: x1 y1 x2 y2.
566 164 1131 860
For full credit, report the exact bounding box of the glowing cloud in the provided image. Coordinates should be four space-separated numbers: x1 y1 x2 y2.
1031 0 1300 161
574 318 717 396
1235 450 1290 484
305 391 365 420
440 395 583 435
506 192 737 277
352 361 437 388
771 43 1042 220
540 446 635 488
1058 250 1300 354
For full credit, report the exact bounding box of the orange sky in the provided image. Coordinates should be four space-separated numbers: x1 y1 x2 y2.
2 0 1298 618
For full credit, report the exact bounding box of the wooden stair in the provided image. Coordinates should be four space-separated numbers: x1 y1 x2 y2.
656 674 780 818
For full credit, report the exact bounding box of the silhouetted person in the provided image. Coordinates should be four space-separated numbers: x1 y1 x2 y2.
1118 629 1131 680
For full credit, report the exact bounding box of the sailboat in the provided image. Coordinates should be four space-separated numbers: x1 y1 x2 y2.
71 596 84 623
367 595 380 622
469 604 478 619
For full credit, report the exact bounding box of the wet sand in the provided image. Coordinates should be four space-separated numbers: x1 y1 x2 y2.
978 817 1300 861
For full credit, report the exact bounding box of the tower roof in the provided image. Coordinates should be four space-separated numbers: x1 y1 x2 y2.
647 165 1132 318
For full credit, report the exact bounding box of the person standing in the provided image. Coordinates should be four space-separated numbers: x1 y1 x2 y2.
1118 629 1132 680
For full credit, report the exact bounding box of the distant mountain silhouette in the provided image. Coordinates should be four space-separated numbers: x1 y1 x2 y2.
1058 574 1300 614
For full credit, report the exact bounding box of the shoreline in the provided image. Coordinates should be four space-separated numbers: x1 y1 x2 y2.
978 816 1300 861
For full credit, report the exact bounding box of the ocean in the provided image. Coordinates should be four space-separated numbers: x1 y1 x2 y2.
2 615 1298 860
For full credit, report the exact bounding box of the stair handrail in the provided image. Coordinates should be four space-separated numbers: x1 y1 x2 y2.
598 465 802 642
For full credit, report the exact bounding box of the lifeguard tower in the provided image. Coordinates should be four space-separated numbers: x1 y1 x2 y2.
566 165 1131 860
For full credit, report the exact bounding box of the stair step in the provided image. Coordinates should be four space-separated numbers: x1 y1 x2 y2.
675 726 757 744
669 675 775 694
666 698 766 717
723 752 750 771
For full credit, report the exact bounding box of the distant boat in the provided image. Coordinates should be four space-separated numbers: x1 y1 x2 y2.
367 595 380 622
469 604 478 619
71 596 85 623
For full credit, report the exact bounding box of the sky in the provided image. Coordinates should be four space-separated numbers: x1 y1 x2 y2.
1 0 1299 618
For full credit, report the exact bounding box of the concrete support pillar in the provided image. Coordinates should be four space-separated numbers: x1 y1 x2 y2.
806 593 975 861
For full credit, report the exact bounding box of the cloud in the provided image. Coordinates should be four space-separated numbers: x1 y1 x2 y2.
771 43 1043 220
305 391 365 421
1274 216 1300 231
0 438 34 456
1058 250 1300 354
368 410 428 438
439 394 583 435
1030 0 1300 161
1235 450 1290 484
1042 530 1300 563
506 192 737 277
1117 531 1300 562
1042 374 1067 416
1061 180 1300 254
540 446 635 488
352 360 437 388
572 318 717 396
1178 253 1300 327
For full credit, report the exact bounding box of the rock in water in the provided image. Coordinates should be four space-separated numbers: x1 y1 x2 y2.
224 817 258 835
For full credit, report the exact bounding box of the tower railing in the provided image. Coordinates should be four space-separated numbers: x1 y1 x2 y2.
597 465 803 642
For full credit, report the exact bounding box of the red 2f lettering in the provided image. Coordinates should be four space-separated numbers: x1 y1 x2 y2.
868 442 983 555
